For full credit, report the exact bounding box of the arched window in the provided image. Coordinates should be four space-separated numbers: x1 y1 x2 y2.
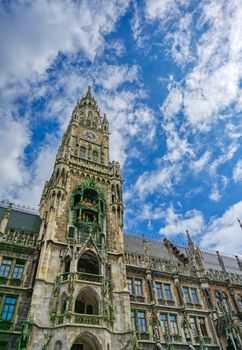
238 294 242 310
92 150 99 163
86 119 91 127
80 146 86 159
61 295 67 314
71 333 101 350
116 184 120 199
77 251 99 275
215 291 222 311
54 340 62 350
222 292 229 312
68 226 75 238
75 288 99 315
64 256 71 273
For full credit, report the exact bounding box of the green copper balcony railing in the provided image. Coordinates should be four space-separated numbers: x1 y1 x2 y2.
73 313 102 325
76 272 103 283
57 313 102 326
136 332 150 340
58 272 103 284
0 228 38 249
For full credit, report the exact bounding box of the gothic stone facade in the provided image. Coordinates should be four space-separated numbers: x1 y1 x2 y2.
0 88 242 350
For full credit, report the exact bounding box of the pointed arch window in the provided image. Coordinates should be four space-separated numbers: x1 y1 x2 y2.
54 341 62 350
92 150 99 163
222 292 230 312
80 146 86 159
75 288 99 315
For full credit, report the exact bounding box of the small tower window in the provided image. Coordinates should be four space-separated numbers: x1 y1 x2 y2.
80 147 86 159
92 150 99 162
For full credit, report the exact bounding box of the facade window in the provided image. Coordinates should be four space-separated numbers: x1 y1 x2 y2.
190 316 199 336
127 279 133 294
164 284 172 300
131 310 136 331
191 288 199 304
12 264 24 279
155 282 163 299
137 311 147 332
127 278 143 297
170 314 178 334
134 280 143 296
222 293 229 312
160 313 169 334
92 150 99 162
238 295 242 310
199 317 208 336
131 310 147 332
0 258 12 278
1 297 17 321
215 291 221 310
80 146 86 159
183 287 191 304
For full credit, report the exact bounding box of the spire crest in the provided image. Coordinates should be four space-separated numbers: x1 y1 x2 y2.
186 229 194 246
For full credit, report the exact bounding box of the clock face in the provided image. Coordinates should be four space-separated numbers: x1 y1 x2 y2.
83 130 97 141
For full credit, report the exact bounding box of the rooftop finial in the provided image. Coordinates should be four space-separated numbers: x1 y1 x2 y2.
186 229 194 246
85 86 92 99
237 217 242 230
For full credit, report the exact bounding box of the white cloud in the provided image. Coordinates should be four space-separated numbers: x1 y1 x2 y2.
145 0 180 22
161 87 183 119
233 160 242 182
159 206 204 237
201 200 242 253
0 0 129 88
95 64 139 90
0 115 30 199
190 150 211 173
15 137 59 207
135 163 180 197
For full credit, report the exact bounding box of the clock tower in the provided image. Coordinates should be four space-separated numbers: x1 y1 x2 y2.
27 87 132 349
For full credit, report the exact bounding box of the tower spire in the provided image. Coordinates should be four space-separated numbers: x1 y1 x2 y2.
186 229 194 246
85 86 92 99
237 217 242 230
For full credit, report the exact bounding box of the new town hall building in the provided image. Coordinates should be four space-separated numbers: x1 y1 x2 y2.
0 88 242 350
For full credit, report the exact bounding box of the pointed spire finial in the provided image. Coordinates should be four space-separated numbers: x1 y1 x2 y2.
186 229 194 246
85 86 92 99
237 217 242 230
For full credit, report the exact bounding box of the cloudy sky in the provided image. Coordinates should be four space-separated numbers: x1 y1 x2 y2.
1 0 242 254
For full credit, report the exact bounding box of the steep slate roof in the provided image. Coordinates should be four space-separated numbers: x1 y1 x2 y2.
0 205 41 234
124 234 242 276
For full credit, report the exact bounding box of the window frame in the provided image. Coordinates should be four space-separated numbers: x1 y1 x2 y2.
183 287 191 304
0 258 12 278
131 309 147 333
155 282 163 300
190 288 199 304
1 296 17 321
163 283 172 301
169 314 179 335
189 316 199 336
12 264 24 280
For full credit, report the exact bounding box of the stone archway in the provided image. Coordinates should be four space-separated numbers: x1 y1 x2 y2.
70 332 101 350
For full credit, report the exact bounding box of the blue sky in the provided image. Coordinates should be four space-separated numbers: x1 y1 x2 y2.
1 0 242 254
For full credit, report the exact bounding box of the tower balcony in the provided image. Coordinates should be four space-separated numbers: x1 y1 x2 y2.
58 272 103 284
56 313 103 326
